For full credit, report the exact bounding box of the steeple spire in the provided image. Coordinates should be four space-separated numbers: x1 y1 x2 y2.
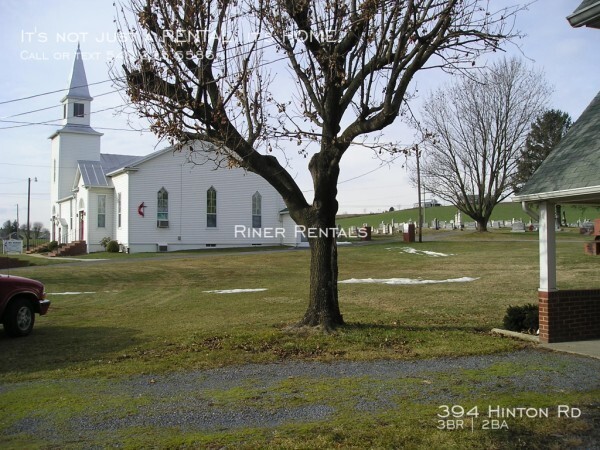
62 43 92 102
56 44 98 128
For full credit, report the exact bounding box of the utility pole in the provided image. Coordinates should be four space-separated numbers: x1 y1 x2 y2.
26 178 32 251
415 145 423 243
422 185 426 234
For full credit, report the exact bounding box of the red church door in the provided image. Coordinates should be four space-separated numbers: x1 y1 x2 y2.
79 212 85 241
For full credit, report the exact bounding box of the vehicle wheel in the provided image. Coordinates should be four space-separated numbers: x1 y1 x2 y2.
3 297 35 337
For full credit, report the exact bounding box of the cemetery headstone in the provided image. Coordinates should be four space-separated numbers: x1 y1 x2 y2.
511 222 526 233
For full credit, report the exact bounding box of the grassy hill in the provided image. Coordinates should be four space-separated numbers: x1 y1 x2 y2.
336 202 599 229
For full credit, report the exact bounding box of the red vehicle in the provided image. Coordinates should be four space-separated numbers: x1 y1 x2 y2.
0 274 50 337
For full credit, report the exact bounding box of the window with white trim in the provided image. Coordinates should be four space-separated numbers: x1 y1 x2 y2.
117 193 122 228
252 191 261 228
157 188 169 227
207 187 217 227
97 195 106 228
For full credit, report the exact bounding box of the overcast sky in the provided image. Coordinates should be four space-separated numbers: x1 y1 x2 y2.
1 0 599 228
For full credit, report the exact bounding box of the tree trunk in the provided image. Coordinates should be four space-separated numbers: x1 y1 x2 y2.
297 224 344 331
476 219 488 232
555 204 562 228
295 144 344 331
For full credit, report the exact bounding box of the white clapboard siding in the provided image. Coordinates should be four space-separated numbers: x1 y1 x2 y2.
56 197 75 243
85 187 114 253
280 213 303 246
110 146 298 252
112 174 130 247
50 131 101 204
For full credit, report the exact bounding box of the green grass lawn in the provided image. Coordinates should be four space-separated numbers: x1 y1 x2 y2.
1 234 598 448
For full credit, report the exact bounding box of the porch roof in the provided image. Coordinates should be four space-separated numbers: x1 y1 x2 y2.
513 91 600 205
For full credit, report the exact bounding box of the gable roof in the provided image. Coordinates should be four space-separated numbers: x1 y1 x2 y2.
104 146 175 177
513 91 600 204
74 141 218 187
100 153 141 173
568 0 600 28
105 141 216 177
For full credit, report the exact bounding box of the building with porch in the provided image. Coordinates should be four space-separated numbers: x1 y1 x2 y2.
513 0 600 343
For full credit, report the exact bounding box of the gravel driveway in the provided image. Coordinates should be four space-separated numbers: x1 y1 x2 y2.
2 348 600 447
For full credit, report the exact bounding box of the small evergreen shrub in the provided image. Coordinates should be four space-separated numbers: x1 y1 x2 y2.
47 241 59 252
99 237 112 249
503 304 539 332
106 240 120 253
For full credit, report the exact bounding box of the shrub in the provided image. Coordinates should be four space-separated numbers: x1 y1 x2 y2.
99 237 112 249
47 241 59 252
503 304 539 333
106 240 120 253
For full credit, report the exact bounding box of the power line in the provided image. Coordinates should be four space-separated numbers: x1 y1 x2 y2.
0 31 280 107
0 0 404 106
0 162 51 168
0 193 48 196
0 53 290 131
301 153 405 193
0 119 150 132
0 104 149 132
0 88 125 120
339 154 404 185
0 79 118 106
0 146 405 186
0 0 418 134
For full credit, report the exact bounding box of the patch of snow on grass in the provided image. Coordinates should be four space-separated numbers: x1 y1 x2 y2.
47 292 97 295
203 288 268 294
340 277 479 285
401 247 454 257
385 246 454 257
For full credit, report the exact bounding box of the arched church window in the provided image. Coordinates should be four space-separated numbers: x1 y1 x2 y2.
97 195 106 228
252 192 262 228
157 188 169 228
207 187 217 228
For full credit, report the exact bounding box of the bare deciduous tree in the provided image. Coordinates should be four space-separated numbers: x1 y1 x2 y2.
114 0 521 329
32 222 45 240
417 57 550 231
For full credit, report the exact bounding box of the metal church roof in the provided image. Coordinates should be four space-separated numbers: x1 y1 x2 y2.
77 160 108 187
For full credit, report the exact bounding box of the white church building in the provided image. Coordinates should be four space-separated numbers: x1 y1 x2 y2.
50 46 301 253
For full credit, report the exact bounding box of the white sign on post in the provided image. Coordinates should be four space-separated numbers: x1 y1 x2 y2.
3 240 23 254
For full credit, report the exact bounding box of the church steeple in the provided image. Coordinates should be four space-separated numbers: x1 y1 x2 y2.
50 44 102 212
60 44 93 127
63 43 93 102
